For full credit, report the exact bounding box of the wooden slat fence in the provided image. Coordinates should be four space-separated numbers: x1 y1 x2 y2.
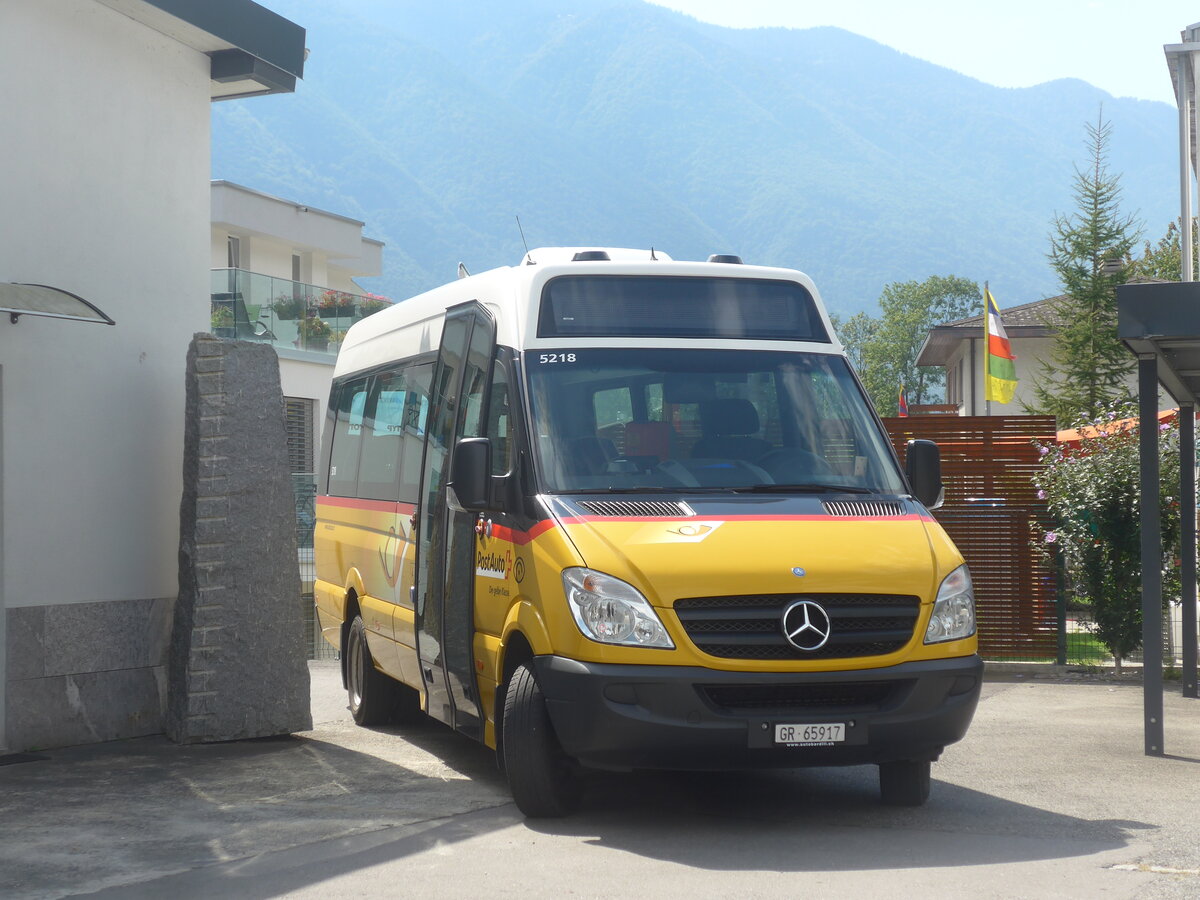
884 416 1058 660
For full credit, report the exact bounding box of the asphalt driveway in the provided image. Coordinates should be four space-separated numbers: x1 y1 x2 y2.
2 662 1198 899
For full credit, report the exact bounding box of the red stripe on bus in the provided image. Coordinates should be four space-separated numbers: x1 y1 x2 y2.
490 519 558 545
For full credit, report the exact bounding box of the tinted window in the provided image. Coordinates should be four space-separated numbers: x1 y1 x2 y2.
525 348 902 493
327 377 369 497
357 370 409 501
328 365 432 502
486 358 514 476
538 275 828 342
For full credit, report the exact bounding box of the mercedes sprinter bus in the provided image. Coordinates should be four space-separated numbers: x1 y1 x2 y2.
313 247 980 816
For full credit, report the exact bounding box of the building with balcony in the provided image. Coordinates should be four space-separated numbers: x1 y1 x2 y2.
0 0 305 754
209 180 387 486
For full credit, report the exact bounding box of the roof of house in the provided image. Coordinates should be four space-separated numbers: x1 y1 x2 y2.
936 294 1070 330
916 278 1172 367
916 295 1066 366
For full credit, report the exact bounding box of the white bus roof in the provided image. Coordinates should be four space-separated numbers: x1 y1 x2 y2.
334 248 843 378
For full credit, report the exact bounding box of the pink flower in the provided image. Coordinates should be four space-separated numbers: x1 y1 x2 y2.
1037 489 1046 500
1038 446 1049 456
1045 532 1057 543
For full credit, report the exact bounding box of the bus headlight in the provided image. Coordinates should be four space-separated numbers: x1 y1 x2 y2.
562 568 674 648
924 564 976 644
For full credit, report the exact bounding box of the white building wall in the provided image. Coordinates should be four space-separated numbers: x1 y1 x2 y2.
948 335 1145 417
248 239 298 282
0 0 211 750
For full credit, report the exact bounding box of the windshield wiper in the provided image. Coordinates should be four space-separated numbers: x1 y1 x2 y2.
565 486 724 494
731 483 874 494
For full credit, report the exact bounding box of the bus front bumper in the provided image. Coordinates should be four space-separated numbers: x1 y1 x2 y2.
532 654 982 771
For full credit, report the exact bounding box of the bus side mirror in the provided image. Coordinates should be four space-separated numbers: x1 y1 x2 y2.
905 439 944 509
448 437 491 512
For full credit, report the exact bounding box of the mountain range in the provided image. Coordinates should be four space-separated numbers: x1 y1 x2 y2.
212 0 1180 317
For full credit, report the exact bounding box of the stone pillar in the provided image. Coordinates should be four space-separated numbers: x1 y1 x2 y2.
167 334 311 742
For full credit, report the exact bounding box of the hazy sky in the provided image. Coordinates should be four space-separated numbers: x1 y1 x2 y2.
649 0 1197 105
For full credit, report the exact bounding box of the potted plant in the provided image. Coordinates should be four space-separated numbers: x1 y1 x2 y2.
297 313 333 351
210 304 234 337
271 294 308 320
329 327 351 352
360 293 392 317
317 290 356 316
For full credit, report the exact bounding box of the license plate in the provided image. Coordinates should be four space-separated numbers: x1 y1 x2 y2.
775 722 846 745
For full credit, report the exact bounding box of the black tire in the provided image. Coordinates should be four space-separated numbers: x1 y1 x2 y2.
879 759 932 807
347 615 399 726
501 662 581 817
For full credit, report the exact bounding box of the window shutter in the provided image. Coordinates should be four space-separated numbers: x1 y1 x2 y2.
283 396 315 474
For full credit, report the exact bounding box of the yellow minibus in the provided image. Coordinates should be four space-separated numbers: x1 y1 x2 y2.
314 247 980 816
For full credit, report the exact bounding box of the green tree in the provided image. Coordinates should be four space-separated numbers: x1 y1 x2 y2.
1032 406 1180 669
1131 218 1199 281
834 310 878 377
834 276 980 416
1029 113 1141 423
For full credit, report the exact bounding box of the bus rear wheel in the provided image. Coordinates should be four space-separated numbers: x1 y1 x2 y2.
879 759 931 806
501 662 581 817
347 615 399 726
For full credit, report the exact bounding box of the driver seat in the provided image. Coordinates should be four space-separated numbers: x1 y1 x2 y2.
692 398 771 461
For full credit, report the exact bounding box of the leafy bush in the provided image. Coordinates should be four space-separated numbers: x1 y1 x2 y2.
1032 404 1181 668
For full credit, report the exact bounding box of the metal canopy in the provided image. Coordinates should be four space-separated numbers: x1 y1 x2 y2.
1119 281 1200 404
0 283 116 326
1117 280 1200 757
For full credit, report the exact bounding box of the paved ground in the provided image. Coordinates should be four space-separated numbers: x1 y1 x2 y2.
2 662 1199 899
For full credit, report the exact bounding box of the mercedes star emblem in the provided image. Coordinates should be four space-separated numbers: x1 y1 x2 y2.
781 599 832 651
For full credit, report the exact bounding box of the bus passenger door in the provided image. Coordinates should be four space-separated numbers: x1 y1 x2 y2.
414 301 495 738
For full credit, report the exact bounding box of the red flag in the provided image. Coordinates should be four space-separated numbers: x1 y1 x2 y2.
898 385 909 417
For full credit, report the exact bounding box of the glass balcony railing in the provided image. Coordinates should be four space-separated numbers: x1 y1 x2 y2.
209 268 392 356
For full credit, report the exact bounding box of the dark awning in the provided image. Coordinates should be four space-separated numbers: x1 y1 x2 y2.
1 283 116 326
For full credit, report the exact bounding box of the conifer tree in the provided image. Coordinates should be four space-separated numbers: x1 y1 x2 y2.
1029 113 1141 422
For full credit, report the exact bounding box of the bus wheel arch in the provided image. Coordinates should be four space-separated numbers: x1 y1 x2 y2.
339 591 362 690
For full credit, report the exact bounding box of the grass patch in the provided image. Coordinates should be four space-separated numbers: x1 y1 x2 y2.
1065 631 1111 664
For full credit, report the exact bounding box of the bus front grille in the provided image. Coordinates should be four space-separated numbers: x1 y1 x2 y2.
673 593 921 660
698 681 900 713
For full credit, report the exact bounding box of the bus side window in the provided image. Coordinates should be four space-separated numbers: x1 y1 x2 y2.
328 376 369 497
487 358 512 476
357 369 405 501
398 363 432 503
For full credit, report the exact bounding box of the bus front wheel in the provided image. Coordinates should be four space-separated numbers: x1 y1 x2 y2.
347 615 398 726
501 662 581 817
879 759 931 806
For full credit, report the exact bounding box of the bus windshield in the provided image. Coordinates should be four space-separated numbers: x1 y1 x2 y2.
525 348 906 494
